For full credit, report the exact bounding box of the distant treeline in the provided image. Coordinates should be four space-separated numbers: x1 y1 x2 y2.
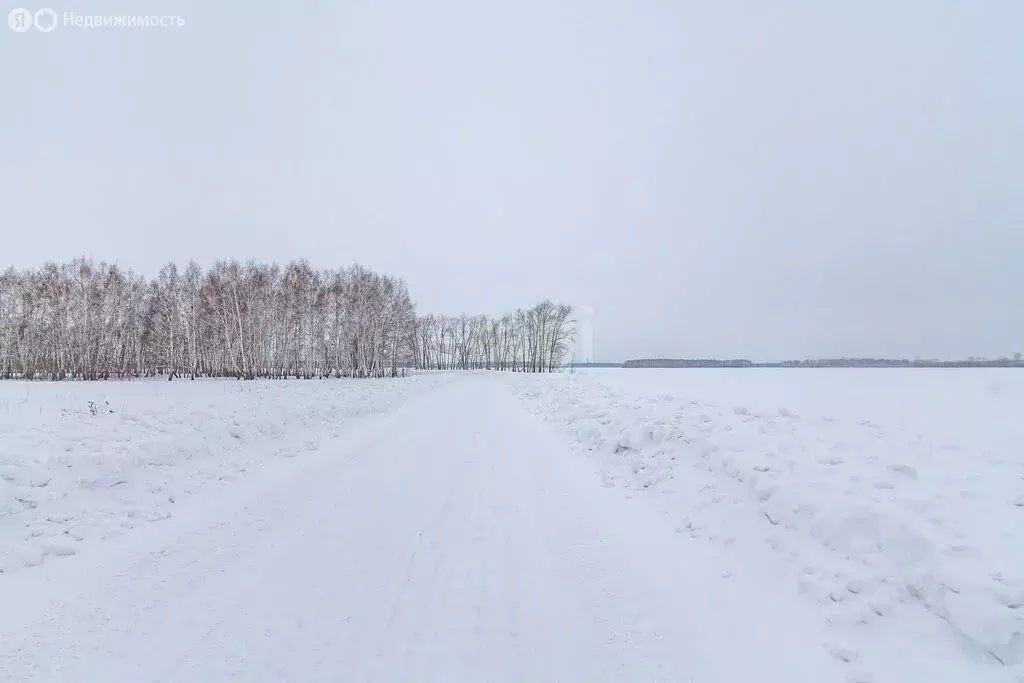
0 258 575 380
620 357 1024 369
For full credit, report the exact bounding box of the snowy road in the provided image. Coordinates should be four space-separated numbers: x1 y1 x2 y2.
0 378 846 682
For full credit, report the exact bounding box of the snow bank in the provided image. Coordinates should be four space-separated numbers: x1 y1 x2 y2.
0 376 448 575
511 369 1024 682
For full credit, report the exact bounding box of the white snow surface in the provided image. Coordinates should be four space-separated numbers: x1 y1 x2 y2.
0 370 1020 682
0 376 451 574
510 368 1024 682
0 375 848 682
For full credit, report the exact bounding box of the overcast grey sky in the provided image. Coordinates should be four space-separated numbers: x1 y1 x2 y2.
2 1 1021 361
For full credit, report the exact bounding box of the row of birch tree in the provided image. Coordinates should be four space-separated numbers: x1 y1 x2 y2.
0 259 574 380
414 302 575 373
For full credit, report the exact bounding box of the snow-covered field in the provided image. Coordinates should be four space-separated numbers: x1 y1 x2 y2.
511 368 1024 682
0 375 848 682
1 370 1021 682
0 376 451 574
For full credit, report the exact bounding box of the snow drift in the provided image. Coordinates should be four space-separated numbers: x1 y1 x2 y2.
511 368 1024 682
